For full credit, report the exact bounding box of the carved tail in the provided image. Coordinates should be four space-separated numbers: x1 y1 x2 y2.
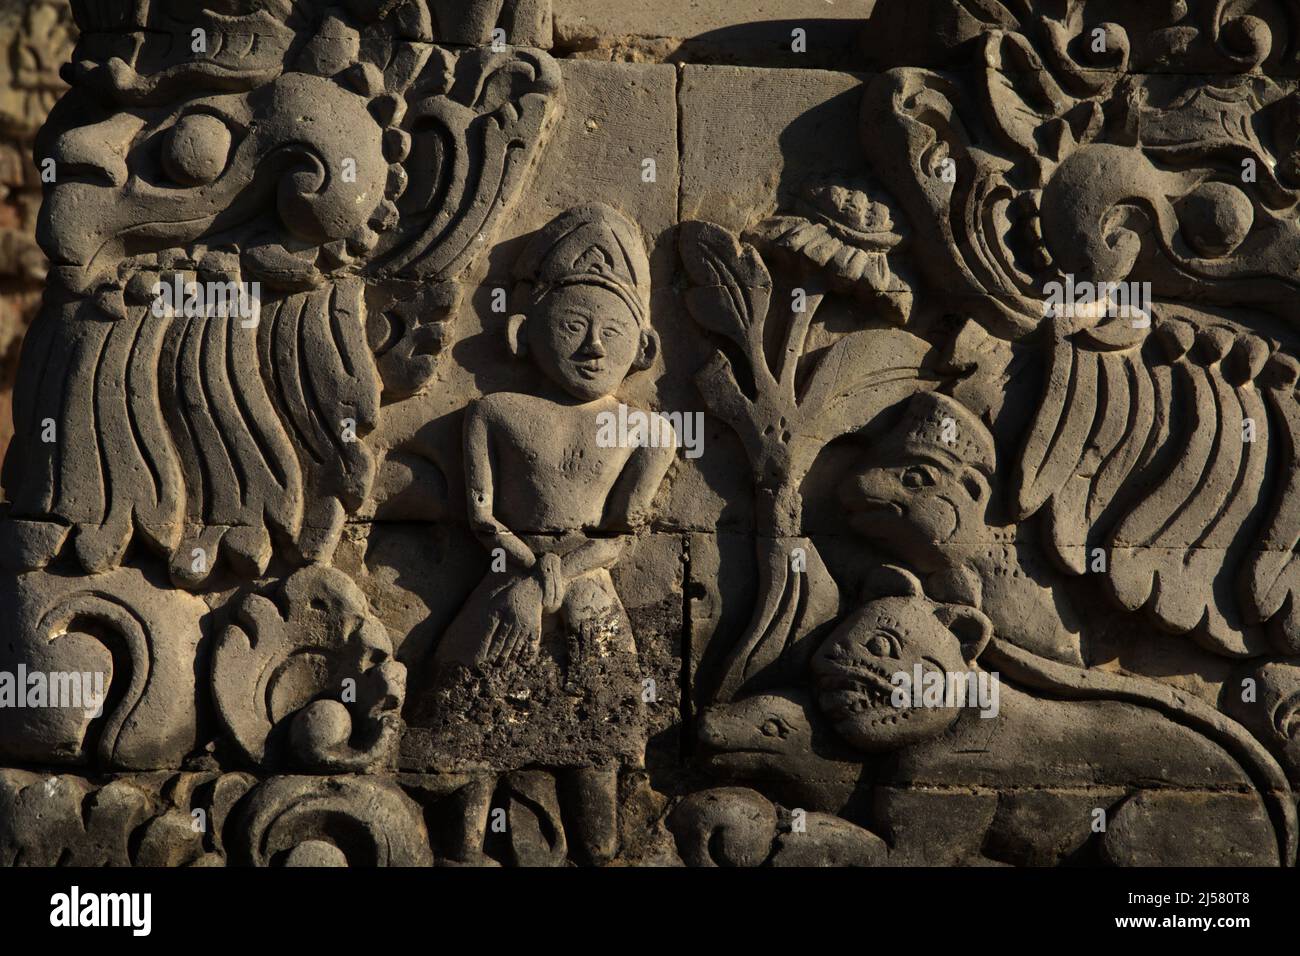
984 636 1298 866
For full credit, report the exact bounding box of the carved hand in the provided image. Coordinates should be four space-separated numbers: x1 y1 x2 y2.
539 552 565 615
480 574 543 665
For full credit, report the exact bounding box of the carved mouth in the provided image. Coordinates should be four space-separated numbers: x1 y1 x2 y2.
40 185 221 283
700 743 780 764
855 496 905 518
817 646 898 683
818 680 916 726
574 361 605 380
56 241 269 322
814 649 945 729
50 239 231 303
696 731 781 768
815 656 905 723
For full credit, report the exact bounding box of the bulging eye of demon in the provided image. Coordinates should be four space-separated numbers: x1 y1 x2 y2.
900 465 936 490
161 112 234 186
865 631 900 658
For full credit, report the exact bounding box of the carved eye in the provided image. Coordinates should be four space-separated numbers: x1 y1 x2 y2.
866 633 899 658
901 466 935 490
161 112 232 186
760 718 789 739
564 317 586 335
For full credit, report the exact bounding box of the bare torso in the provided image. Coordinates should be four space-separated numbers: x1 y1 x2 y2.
478 392 637 532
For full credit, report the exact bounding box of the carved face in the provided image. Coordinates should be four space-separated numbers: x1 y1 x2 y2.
696 691 818 777
811 597 987 751
528 284 643 400
38 73 390 297
840 456 987 573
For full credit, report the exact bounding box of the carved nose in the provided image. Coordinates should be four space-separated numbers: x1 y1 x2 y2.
51 113 144 187
841 470 895 509
696 715 726 749
583 328 606 357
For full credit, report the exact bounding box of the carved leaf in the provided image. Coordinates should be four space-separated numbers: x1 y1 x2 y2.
381 46 562 280
679 220 773 349
796 329 931 443
369 281 460 399
1251 356 1300 651
212 567 404 772
715 538 841 702
983 32 1071 161
234 776 432 866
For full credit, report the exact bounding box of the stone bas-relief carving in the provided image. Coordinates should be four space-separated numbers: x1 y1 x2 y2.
422 204 667 752
5 0 1300 868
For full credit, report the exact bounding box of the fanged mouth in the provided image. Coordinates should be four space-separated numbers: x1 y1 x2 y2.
816 648 898 685
818 683 916 726
48 213 221 293
55 243 239 303
816 663 908 724
815 651 936 727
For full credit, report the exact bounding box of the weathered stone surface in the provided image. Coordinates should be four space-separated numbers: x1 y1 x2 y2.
5 0 1300 870
555 1 870 68
680 66 868 233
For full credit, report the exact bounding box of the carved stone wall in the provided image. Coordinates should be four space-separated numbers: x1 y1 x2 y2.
3 0 1300 868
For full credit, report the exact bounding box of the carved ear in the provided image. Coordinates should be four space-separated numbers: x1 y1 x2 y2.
506 314 528 358
934 604 993 663
634 328 659 370
865 564 925 599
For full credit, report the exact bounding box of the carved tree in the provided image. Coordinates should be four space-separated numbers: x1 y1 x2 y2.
680 221 932 701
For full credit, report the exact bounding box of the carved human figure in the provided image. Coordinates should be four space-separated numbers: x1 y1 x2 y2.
434 203 675 672
429 204 674 865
